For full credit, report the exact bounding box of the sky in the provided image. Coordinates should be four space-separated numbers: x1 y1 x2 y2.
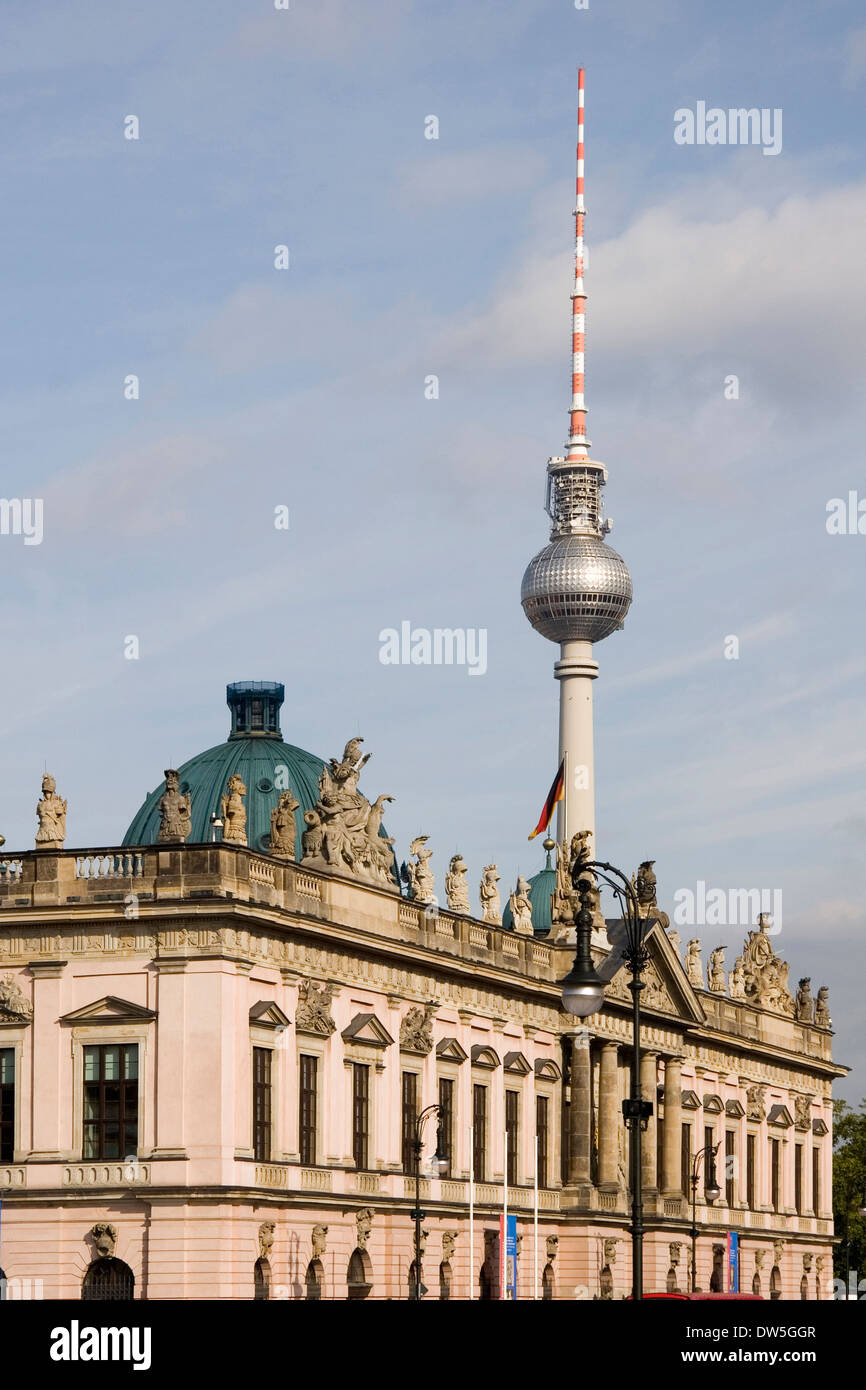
1 0 864 1099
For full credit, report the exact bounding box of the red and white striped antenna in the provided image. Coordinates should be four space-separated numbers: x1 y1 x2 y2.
567 67 589 459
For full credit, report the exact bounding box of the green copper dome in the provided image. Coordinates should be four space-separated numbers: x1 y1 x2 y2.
124 682 327 855
501 850 556 936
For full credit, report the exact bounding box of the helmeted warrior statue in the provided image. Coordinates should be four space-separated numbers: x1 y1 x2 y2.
509 875 534 934
269 789 300 859
445 853 470 913
35 773 67 850
158 768 191 843
479 865 502 924
221 773 247 845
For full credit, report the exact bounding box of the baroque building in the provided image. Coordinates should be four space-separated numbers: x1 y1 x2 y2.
0 73 844 1301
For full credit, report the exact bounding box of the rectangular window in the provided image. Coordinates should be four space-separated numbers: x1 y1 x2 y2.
505 1090 519 1186
438 1077 454 1178
83 1044 138 1160
747 1133 756 1209
681 1122 692 1197
770 1138 780 1211
536 1095 549 1189
725 1130 736 1207
812 1146 820 1215
401 1071 418 1174
352 1064 369 1171
252 1047 272 1162
795 1143 803 1214
299 1054 317 1166
704 1124 714 1164
472 1084 487 1182
656 1107 664 1187
0 1048 14 1163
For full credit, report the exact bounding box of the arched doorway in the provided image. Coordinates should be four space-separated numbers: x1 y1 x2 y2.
82 1258 135 1301
479 1263 493 1300
439 1261 452 1301
599 1264 613 1299
666 1266 680 1294
770 1265 781 1300
542 1263 556 1300
752 1272 761 1297
800 1274 809 1300
254 1257 271 1301
305 1258 324 1300
407 1259 425 1299
710 1245 724 1293
347 1248 372 1300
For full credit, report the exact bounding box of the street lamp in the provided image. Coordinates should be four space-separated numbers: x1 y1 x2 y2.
559 851 653 1299
690 1141 721 1292
410 1104 447 1301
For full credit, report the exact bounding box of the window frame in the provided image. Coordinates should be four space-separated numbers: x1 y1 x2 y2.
252 1046 273 1163
505 1088 520 1187
298 1053 318 1167
535 1093 549 1190
0 1045 16 1163
472 1083 487 1182
352 1062 370 1171
401 1070 419 1175
82 1042 140 1161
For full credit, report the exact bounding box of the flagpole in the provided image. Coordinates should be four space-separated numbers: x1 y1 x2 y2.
469 1124 474 1301
533 1135 539 1299
502 1126 508 1300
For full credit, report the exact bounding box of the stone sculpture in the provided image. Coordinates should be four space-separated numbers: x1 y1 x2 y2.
442 1231 458 1262
739 916 794 1015
708 946 726 994
445 854 470 913
796 977 814 1024
35 774 67 850
685 939 704 989
0 975 33 1020
794 1095 813 1131
157 768 191 844
401 836 435 904
356 1208 373 1250
295 978 336 1036
479 865 502 924
667 928 681 958
815 986 830 1028
258 1221 275 1259
300 738 397 888
400 1002 436 1054
89 1223 117 1259
269 789 300 859
746 1084 767 1122
633 859 670 928
221 773 247 845
312 1225 328 1258
546 1234 559 1261
508 875 534 934
729 955 746 999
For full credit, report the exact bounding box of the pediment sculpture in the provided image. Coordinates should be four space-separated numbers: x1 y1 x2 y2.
300 738 397 888
0 974 33 1021
740 917 794 1015
400 1002 437 1054
295 978 336 1036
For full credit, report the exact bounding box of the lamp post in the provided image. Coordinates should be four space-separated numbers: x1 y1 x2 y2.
560 851 652 1299
410 1104 447 1301
690 1141 721 1293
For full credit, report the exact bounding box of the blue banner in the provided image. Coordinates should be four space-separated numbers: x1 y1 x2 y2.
728 1231 739 1292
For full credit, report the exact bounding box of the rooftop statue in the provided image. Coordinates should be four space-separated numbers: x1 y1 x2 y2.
221 773 248 846
445 854 470 914
685 938 704 989
708 946 726 994
401 836 435 905
509 875 534 935
479 864 502 924
157 769 191 844
739 915 795 1015
300 737 397 889
269 789 300 860
796 977 814 1024
35 773 67 850
815 986 831 1028
633 859 670 929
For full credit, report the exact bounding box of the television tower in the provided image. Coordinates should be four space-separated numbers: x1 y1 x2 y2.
521 68 632 853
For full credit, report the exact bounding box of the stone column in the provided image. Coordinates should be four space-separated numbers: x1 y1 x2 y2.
567 1030 592 1189
641 1051 658 1193
662 1055 684 1196
597 1042 620 1189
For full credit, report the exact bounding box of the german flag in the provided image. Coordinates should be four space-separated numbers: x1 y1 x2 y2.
528 759 564 839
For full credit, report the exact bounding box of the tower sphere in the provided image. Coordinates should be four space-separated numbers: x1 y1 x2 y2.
521 534 632 644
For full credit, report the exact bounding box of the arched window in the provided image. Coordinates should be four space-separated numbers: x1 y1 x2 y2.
305 1258 324 1301
347 1248 372 1300
770 1265 781 1300
542 1263 555 1300
82 1258 135 1301
800 1274 809 1301
439 1261 452 1301
666 1266 679 1294
479 1263 493 1300
710 1246 724 1293
752 1272 761 1297
599 1264 613 1299
407 1260 424 1299
254 1258 271 1301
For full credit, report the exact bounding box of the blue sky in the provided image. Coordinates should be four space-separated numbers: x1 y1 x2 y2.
1 0 865 1097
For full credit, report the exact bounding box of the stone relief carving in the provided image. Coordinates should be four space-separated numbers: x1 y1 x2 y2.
401 836 435 905
295 978 336 1036
355 1208 373 1251
221 773 248 846
269 790 300 860
802 1253 813 1273
442 1231 458 1263
311 1224 328 1258
258 1221 275 1259
400 1001 437 1054
773 1240 785 1265
546 1234 559 1262
603 1237 620 1265
746 1084 767 1122
508 875 534 935
685 939 704 989
794 1095 813 1131
89 1223 117 1259
729 955 746 1000
740 917 794 1015
755 1251 766 1271
815 1255 825 1275
479 865 502 925
300 738 397 888
35 773 67 850
0 974 33 1020
445 854 470 913
157 769 191 844
669 1242 682 1267
708 947 726 994
815 986 830 1028
796 978 814 1024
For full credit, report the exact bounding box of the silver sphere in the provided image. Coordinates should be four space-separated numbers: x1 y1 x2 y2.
521 535 633 643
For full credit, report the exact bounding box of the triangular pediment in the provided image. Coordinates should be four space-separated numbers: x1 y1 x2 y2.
341 1012 394 1048
681 1090 701 1111
436 1037 468 1064
768 1104 793 1129
602 920 706 1025
504 1051 532 1075
249 1000 291 1030
60 996 157 1026
725 1099 745 1119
